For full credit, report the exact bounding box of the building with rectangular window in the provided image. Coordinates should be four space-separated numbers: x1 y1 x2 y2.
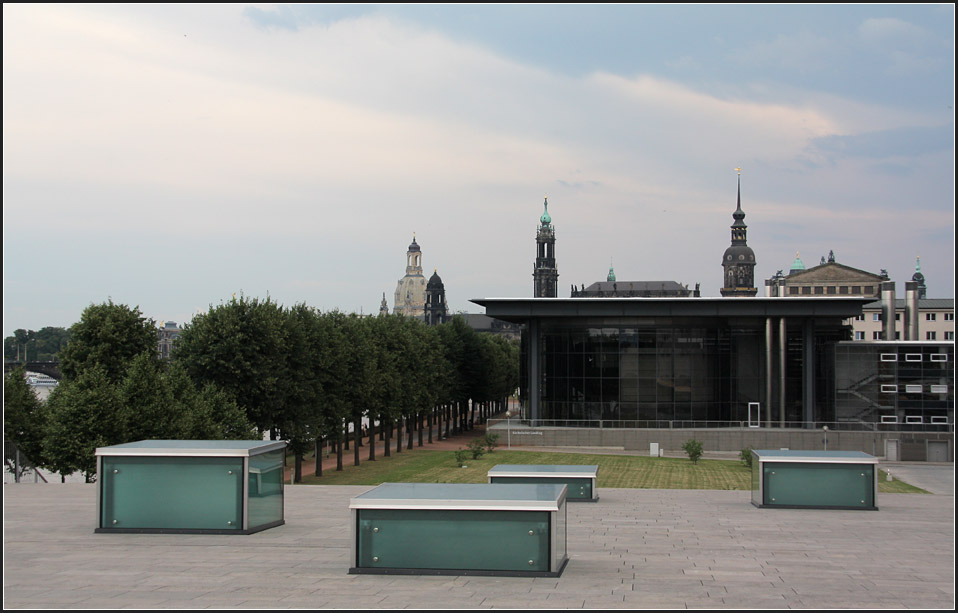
849 299 954 342
473 296 953 459
474 297 870 426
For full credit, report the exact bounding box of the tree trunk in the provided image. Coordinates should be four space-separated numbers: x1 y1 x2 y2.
384 418 391 457
417 412 424 447
428 408 433 444
313 436 323 477
294 453 303 484
353 416 361 466
369 416 377 461
396 417 402 453
336 436 343 471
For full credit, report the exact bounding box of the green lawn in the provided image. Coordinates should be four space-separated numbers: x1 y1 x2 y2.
291 448 927 493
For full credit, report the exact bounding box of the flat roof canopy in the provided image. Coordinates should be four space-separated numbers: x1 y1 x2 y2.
470 296 872 323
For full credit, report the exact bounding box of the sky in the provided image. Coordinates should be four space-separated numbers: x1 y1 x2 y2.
3 3 955 337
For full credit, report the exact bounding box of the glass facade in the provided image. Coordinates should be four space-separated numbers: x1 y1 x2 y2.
100 456 244 531
835 342 954 427
356 509 552 572
522 317 850 426
247 448 285 530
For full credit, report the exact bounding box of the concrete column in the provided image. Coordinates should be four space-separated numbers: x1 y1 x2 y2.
881 281 896 341
528 318 540 423
778 317 786 427
905 281 919 341
803 318 814 428
765 317 773 427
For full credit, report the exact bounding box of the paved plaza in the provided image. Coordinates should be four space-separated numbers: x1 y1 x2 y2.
3 476 954 609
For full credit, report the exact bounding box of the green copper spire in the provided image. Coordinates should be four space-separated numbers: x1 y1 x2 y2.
790 251 806 274
540 196 552 225
607 261 616 282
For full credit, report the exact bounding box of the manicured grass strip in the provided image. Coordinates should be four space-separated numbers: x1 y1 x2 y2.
878 469 928 494
294 449 928 493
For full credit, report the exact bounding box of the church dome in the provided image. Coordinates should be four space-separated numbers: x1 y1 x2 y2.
789 252 805 275
539 198 552 225
427 269 444 290
722 244 755 265
408 236 421 252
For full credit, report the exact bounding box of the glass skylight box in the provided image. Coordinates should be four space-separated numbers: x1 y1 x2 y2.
750 449 878 510
488 464 599 502
95 440 286 534
349 482 569 576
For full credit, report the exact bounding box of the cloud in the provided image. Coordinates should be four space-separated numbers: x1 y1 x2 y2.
729 31 839 74
810 125 954 161
857 17 948 76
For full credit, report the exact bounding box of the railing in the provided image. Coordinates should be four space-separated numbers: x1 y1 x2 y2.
486 418 954 433
3 441 48 483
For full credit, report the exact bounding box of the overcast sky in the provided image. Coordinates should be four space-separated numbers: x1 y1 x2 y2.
3 4 954 337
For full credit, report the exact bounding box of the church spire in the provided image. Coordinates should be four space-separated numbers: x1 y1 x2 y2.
533 195 558 297
720 168 757 297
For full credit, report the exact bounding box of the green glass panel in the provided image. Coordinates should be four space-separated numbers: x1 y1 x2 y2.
763 462 874 508
247 449 284 529
101 456 242 530
490 476 592 500
750 454 760 506
357 509 550 572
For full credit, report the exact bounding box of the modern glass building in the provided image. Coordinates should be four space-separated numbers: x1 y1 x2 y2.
834 341 954 427
472 297 952 429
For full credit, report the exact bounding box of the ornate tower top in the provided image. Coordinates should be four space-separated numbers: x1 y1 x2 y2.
540 196 552 226
607 261 616 283
790 252 806 274
912 255 926 298
721 169 757 297
533 195 558 297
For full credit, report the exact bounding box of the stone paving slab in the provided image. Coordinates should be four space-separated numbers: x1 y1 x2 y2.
3 483 955 609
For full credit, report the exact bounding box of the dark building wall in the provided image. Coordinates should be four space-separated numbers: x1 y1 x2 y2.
523 317 851 426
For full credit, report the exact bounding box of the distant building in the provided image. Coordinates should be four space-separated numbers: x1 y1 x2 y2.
533 197 558 297
424 269 448 326
720 171 757 297
850 298 955 342
157 321 181 359
911 256 927 298
458 313 522 341
765 251 887 298
394 235 427 318
571 264 699 297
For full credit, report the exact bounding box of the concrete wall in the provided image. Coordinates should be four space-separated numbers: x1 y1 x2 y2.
493 425 953 461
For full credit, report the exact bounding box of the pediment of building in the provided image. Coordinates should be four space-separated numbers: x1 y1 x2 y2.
787 263 884 283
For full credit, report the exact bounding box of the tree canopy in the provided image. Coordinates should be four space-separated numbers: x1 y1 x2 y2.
59 300 157 383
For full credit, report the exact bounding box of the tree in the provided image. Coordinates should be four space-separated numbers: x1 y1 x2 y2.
59 300 157 384
4 367 48 467
683 439 704 465
117 352 178 442
174 294 290 436
5 327 72 362
43 365 124 481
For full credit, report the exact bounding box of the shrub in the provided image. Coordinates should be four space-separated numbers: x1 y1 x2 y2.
739 447 753 468
682 439 704 464
467 437 486 460
483 432 500 452
454 449 468 467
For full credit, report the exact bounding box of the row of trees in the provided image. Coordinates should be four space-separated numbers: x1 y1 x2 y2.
4 297 520 483
5 300 256 480
174 296 519 482
4 327 71 362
